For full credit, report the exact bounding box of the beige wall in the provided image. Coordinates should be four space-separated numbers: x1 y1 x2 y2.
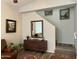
1 0 22 45
37 6 76 45
22 12 56 53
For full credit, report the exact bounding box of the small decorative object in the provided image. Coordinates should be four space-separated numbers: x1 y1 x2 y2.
13 0 18 3
27 36 30 40
44 9 53 16
60 8 70 20
6 19 16 33
34 34 38 37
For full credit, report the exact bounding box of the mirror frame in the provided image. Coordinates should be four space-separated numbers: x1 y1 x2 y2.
31 20 43 38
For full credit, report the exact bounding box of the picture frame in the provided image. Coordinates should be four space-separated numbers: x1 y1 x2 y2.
60 8 70 20
44 9 53 16
6 19 16 33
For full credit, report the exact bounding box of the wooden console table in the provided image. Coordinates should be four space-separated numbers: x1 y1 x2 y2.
24 39 47 52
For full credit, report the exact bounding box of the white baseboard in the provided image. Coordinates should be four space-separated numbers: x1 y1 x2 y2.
47 49 55 53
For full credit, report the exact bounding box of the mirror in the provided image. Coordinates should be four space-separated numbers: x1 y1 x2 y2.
31 20 43 38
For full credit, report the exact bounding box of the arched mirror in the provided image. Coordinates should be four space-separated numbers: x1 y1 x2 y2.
31 20 43 38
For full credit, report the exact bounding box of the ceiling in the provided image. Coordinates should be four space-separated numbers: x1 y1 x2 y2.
3 0 76 12
3 0 34 8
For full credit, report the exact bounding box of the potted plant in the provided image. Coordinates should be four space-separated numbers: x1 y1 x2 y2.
8 43 23 53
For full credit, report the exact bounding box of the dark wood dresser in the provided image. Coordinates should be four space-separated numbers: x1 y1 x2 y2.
24 39 47 52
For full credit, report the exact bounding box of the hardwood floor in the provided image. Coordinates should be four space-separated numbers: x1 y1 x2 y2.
55 43 76 59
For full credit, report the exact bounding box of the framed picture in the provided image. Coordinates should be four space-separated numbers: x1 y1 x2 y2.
44 9 53 16
6 19 16 33
60 8 70 20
